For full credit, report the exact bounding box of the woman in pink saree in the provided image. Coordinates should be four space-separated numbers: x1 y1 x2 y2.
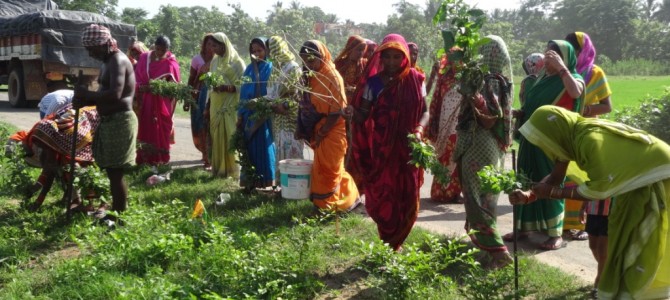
135 35 181 165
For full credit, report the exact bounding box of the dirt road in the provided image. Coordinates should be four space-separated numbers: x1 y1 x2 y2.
0 91 595 285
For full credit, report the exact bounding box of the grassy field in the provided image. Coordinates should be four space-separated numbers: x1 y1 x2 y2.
0 122 593 299
509 75 670 111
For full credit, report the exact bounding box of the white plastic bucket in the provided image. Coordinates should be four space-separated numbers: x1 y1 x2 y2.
279 159 313 199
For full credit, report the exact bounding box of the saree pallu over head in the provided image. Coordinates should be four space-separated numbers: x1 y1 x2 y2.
334 35 367 72
296 40 344 142
268 35 295 64
574 32 596 84
522 40 583 124
479 35 514 150
520 106 670 298
211 32 246 86
351 33 426 250
298 40 358 212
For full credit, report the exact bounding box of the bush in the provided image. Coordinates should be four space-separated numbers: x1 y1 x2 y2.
613 89 670 144
598 56 670 76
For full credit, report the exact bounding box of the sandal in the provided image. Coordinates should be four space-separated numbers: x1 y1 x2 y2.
502 231 529 242
571 230 589 241
539 237 567 250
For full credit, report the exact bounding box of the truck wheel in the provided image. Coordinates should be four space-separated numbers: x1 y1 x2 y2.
8 68 26 108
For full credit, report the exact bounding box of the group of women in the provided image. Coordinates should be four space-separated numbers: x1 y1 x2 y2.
125 30 669 298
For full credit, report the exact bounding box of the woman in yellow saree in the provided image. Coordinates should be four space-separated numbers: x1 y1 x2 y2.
511 106 670 299
208 32 245 178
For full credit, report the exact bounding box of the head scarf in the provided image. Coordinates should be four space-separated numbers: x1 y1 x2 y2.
523 40 583 119
211 32 245 83
362 33 411 82
334 35 367 71
299 40 335 73
364 39 377 59
479 35 514 149
268 35 295 64
249 37 268 61
574 32 596 84
407 42 418 63
81 24 118 52
126 41 148 66
522 53 544 76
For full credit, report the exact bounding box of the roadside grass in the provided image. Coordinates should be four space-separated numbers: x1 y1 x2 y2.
0 119 590 299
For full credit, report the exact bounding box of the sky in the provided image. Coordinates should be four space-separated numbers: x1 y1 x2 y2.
116 0 521 24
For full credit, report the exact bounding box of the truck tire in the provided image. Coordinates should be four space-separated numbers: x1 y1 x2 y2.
8 68 27 108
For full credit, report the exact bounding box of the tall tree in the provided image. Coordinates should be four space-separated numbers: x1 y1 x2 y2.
54 0 119 19
120 7 148 25
638 0 660 20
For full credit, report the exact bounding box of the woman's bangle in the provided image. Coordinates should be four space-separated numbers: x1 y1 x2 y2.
526 191 537 204
570 188 575 199
414 125 424 134
550 187 558 199
584 105 591 116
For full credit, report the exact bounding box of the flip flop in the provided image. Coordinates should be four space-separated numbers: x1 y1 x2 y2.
571 230 589 240
539 237 567 250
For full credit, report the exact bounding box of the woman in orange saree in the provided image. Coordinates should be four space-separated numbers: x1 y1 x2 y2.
350 34 429 251
297 40 360 212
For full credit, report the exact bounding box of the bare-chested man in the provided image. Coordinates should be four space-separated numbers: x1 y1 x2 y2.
73 24 138 215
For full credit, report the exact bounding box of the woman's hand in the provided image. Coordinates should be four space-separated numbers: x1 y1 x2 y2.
342 105 354 120
509 190 531 205
544 50 567 74
214 85 234 93
271 102 288 115
531 182 554 199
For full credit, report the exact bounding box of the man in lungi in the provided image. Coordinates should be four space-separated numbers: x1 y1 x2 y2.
73 24 138 215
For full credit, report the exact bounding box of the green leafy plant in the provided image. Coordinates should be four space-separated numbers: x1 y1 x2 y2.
149 79 196 106
614 89 670 144
71 164 110 202
408 134 451 185
433 0 490 98
477 165 531 194
360 234 479 298
198 72 227 88
228 129 262 185
0 144 37 198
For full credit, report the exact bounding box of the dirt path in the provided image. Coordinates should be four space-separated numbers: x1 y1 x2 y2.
0 91 596 285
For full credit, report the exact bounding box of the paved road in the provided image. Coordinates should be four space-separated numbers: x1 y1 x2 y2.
0 91 595 285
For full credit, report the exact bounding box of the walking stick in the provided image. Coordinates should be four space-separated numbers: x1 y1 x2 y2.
65 70 84 217
511 149 519 299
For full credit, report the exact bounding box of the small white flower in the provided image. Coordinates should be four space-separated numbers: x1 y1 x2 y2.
547 114 557 121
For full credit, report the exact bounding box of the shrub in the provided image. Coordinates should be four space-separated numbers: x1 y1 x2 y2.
613 89 670 144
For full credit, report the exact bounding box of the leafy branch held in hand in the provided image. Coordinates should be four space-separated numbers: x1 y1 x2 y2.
407 134 451 185
476 165 531 194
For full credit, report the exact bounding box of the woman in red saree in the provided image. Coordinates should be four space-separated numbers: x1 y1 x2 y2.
333 35 368 191
297 40 360 212
135 35 181 165
351 34 429 251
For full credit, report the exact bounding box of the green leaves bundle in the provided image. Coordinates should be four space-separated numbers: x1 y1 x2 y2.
198 72 227 88
476 165 530 194
407 134 451 185
148 79 196 106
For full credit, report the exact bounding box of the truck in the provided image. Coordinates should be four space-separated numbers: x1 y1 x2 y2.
0 0 137 107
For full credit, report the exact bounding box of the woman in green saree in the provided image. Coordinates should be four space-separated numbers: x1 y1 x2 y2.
510 105 670 300
506 40 584 250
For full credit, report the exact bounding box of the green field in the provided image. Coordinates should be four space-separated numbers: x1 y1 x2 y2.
511 75 670 111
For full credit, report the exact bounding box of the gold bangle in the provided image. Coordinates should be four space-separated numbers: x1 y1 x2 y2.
550 187 558 199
